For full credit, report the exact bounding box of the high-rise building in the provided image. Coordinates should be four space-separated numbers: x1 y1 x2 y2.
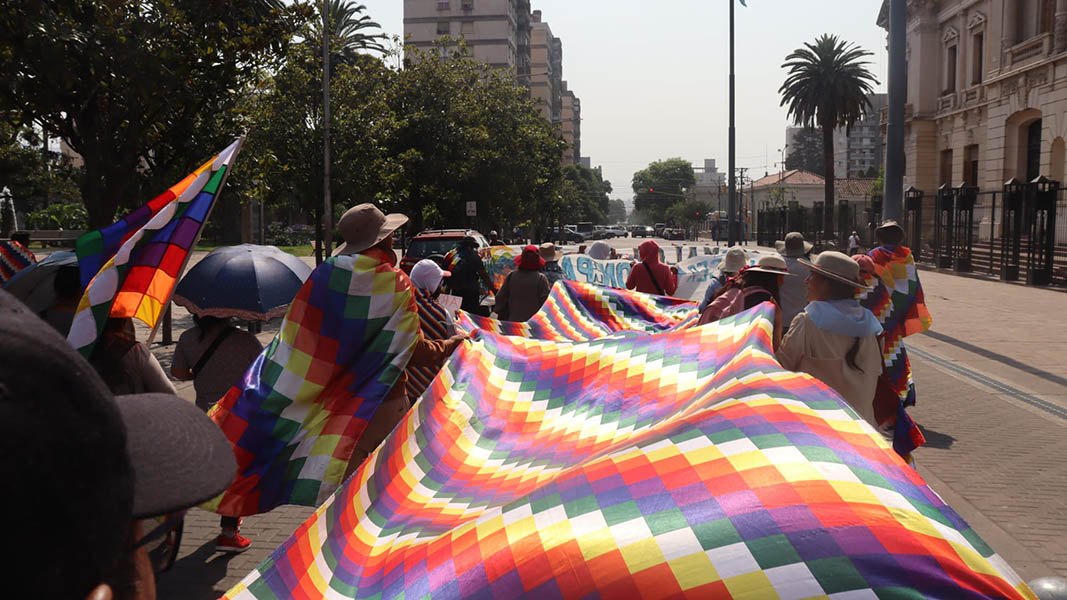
404 1 580 165
833 93 887 178
529 10 562 124
403 0 530 73
691 159 727 214
561 82 580 165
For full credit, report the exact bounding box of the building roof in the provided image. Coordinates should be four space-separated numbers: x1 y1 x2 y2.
750 169 825 189
835 178 878 198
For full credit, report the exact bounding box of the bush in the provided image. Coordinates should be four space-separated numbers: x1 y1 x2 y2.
26 203 88 230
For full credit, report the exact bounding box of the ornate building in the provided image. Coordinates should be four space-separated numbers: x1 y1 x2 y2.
878 0 1067 192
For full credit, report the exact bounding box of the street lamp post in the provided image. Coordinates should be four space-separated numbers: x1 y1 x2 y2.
322 3 333 258
727 0 737 247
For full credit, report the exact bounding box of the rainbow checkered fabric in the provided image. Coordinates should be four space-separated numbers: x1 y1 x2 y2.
224 292 1032 599
204 254 420 517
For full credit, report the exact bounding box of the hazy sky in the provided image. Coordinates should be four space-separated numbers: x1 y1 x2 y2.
358 1 889 203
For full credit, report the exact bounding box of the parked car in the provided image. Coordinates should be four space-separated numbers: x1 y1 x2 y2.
664 228 686 241
630 225 653 238
562 227 587 243
654 223 667 237
604 226 628 238
400 229 489 273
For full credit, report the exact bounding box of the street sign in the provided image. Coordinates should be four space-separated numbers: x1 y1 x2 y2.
466 201 477 217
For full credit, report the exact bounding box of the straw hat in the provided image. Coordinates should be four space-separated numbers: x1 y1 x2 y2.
720 248 747 274
539 242 559 262
800 251 873 290
775 232 813 257
333 203 408 256
743 254 792 275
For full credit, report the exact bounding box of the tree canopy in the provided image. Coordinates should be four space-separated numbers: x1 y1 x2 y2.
631 158 696 224
779 34 877 235
785 128 825 177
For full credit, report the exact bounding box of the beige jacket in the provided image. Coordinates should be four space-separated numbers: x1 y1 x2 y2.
775 312 882 426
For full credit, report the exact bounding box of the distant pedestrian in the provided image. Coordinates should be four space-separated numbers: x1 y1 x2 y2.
539 242 565 286
89 317 176 396
488 230 505 246
698 247 747 312
860 220 932 459
449 236 496 317
172 315 264 412
626 240 678 296
699 255 791 349
776 232 814 329
495 245 551 322
848 231 860 255
38 265 81 337
777 251 883 426
587 240 613 260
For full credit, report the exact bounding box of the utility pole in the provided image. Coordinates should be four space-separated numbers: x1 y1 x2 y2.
322 2 333 257
884 0 906 221
736 167 749 245
727 0 737 247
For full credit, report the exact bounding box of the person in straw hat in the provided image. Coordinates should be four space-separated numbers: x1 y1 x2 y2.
775 231 814 330
333 205 466 471
698 247 747 312
699 255 793 347
539 242 565 286
777 251 883 427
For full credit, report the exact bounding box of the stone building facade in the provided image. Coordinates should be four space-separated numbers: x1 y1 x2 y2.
878 0 1067 194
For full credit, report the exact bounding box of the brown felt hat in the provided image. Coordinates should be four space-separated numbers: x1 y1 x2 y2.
876 220 905 235
775 232 814 257
333 203 409 257
800 251 873 290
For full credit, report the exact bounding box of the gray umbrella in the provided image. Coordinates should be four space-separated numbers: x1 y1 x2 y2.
2 251 78 313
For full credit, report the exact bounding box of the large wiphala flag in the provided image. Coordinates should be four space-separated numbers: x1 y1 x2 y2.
68 138 243 356
224 282 1032 600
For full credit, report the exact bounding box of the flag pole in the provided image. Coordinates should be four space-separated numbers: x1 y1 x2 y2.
727 0 737 246
147 135 247 346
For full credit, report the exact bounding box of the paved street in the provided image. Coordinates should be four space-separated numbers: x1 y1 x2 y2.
153 243 1067 598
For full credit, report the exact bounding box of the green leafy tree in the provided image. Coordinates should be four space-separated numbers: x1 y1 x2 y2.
631 158 696 223
0 0 308 228
784 128 825 176
665 199 710 227
562 164 610 224
607 199 628 224
0 121 82 227
382 43 564 232
779 34 877 235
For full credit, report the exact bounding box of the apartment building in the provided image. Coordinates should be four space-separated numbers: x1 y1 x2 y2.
404 0 581 165
833 93 887 178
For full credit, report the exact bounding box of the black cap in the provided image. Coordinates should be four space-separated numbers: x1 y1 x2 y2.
0 288 235 519
459 236 479 248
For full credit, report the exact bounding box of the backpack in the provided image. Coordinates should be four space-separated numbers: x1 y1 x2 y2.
698 286 770 325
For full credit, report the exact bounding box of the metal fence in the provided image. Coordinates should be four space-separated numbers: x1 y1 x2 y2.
757 183 1067 288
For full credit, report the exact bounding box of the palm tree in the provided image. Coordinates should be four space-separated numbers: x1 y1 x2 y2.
316 0 389 61
779 34 877 237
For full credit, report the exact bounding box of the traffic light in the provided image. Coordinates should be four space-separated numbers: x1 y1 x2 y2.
648 187 654 193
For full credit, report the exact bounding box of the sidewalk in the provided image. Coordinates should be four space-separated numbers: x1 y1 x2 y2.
151 252 1066 598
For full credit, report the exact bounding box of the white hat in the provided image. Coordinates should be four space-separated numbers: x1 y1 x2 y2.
744 254 792 275
720 248 747 274
409 259 451 292
587 241 612 260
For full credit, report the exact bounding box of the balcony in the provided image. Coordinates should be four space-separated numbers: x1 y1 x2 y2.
1007 34 1050 68
937 92 957 112
962 86 985 107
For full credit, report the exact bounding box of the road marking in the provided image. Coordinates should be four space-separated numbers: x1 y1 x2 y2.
910 345 1067 422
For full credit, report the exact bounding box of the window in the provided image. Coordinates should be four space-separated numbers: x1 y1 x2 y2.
437 21 450 35
437 0 449 10
971 33 984 85
940 149 954 185
964 145 979 186
461 21 474 35
461 0 474 9
945 45 957 93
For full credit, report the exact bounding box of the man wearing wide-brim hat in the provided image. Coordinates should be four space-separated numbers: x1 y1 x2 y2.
775 232 814 328
858 219 932 460
206 203 467 526
776 251 884 427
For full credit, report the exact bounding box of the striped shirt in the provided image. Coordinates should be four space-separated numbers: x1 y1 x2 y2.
406 288 457 400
